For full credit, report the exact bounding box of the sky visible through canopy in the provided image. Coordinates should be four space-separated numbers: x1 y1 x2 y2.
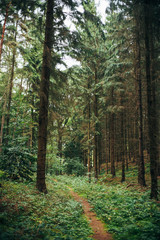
95 0 109 22
60 0 109 69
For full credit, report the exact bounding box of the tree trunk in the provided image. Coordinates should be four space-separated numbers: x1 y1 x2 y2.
88 99 91 183
0 2 12 151
0 2 11 61
0 95 7 152
30 97 34 149
121 99 125 182
105 114 109 174
110 88 115 177
6 20 18 137
36 0 53 193
134 10 146 186
124 121 128 171
98 127 102 174
144 0 158 199
58 120 63 175
94 68 98 180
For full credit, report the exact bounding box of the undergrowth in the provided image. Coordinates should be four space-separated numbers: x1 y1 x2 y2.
0 176 93 240
56 175 160 240
1 162 160 240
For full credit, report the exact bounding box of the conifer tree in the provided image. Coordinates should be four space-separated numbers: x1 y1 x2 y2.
36 0 53 193
143 0 159 199
133 1 146 186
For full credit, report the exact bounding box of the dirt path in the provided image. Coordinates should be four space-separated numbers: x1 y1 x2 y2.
68 187 113 240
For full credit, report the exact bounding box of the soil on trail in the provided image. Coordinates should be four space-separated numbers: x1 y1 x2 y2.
68 187 113 240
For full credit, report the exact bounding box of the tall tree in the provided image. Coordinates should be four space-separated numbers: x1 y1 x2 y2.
6 19 18 137
36 0 53 193
120 96 125 182
87 79 91 182
110 88 116 177
0 1 11 61
134 3 146 186
144 0 159 199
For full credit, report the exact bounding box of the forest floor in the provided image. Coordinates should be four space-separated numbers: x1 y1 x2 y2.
68 186 113 240
0 163 160 240
53 178 112 239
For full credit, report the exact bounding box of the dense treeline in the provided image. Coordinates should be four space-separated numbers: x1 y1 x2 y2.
0 0 159 199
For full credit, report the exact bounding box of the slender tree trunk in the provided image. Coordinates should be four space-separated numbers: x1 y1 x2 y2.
98 128 102 174
36 0 53 193
94 68 98 180
0 95 7 152
0 1 11 61
108 125 111 168
94 108 98 180
110 88 115 177
110 113 115 177
6 20 18 137
127 115 131 165
30 95 34 149
144 0 158 199
105 114 109 174
124 121 128 171
121 99 125 182
134 11 146 186
0 2 12 151
58 120 63 175
88 97 91 183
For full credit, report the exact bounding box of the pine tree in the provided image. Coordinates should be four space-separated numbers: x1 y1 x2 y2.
133 1 146 186
144 0 159 199
36 0 53 193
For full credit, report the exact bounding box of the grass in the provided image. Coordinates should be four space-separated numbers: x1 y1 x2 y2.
1 162 160 240
56 169 160 240
0 176 93 240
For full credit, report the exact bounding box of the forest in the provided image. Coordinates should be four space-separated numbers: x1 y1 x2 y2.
0 0 160 239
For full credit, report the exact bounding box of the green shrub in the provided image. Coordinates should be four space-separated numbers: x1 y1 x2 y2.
63 157 87 176
63 141 83 160
0 138 36 181
47 157 63 175
0 170 7 180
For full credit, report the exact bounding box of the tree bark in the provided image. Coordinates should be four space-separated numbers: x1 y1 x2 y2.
36 0 53 193
0 1 11 61
134 8 146 186
94 68 98 180
144 0 158 199
105 114 109 174
0 95 7 152
58 120 63 175
121 98 125 182
110 88 115 177
6 20 18 137
88 98 91 183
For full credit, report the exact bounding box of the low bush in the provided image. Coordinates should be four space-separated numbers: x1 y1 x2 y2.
0 138 36 181
63 157 87 176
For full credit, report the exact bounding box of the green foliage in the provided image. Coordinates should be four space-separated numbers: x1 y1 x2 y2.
64 140 83 160
56 175 160 240
63 140 86 176
47 157 63 175
0 137 36 181
0 170 8 180
0 176 93 240
63 157 87 176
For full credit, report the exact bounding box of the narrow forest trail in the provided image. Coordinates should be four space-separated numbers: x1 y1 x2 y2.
68 186 113 240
